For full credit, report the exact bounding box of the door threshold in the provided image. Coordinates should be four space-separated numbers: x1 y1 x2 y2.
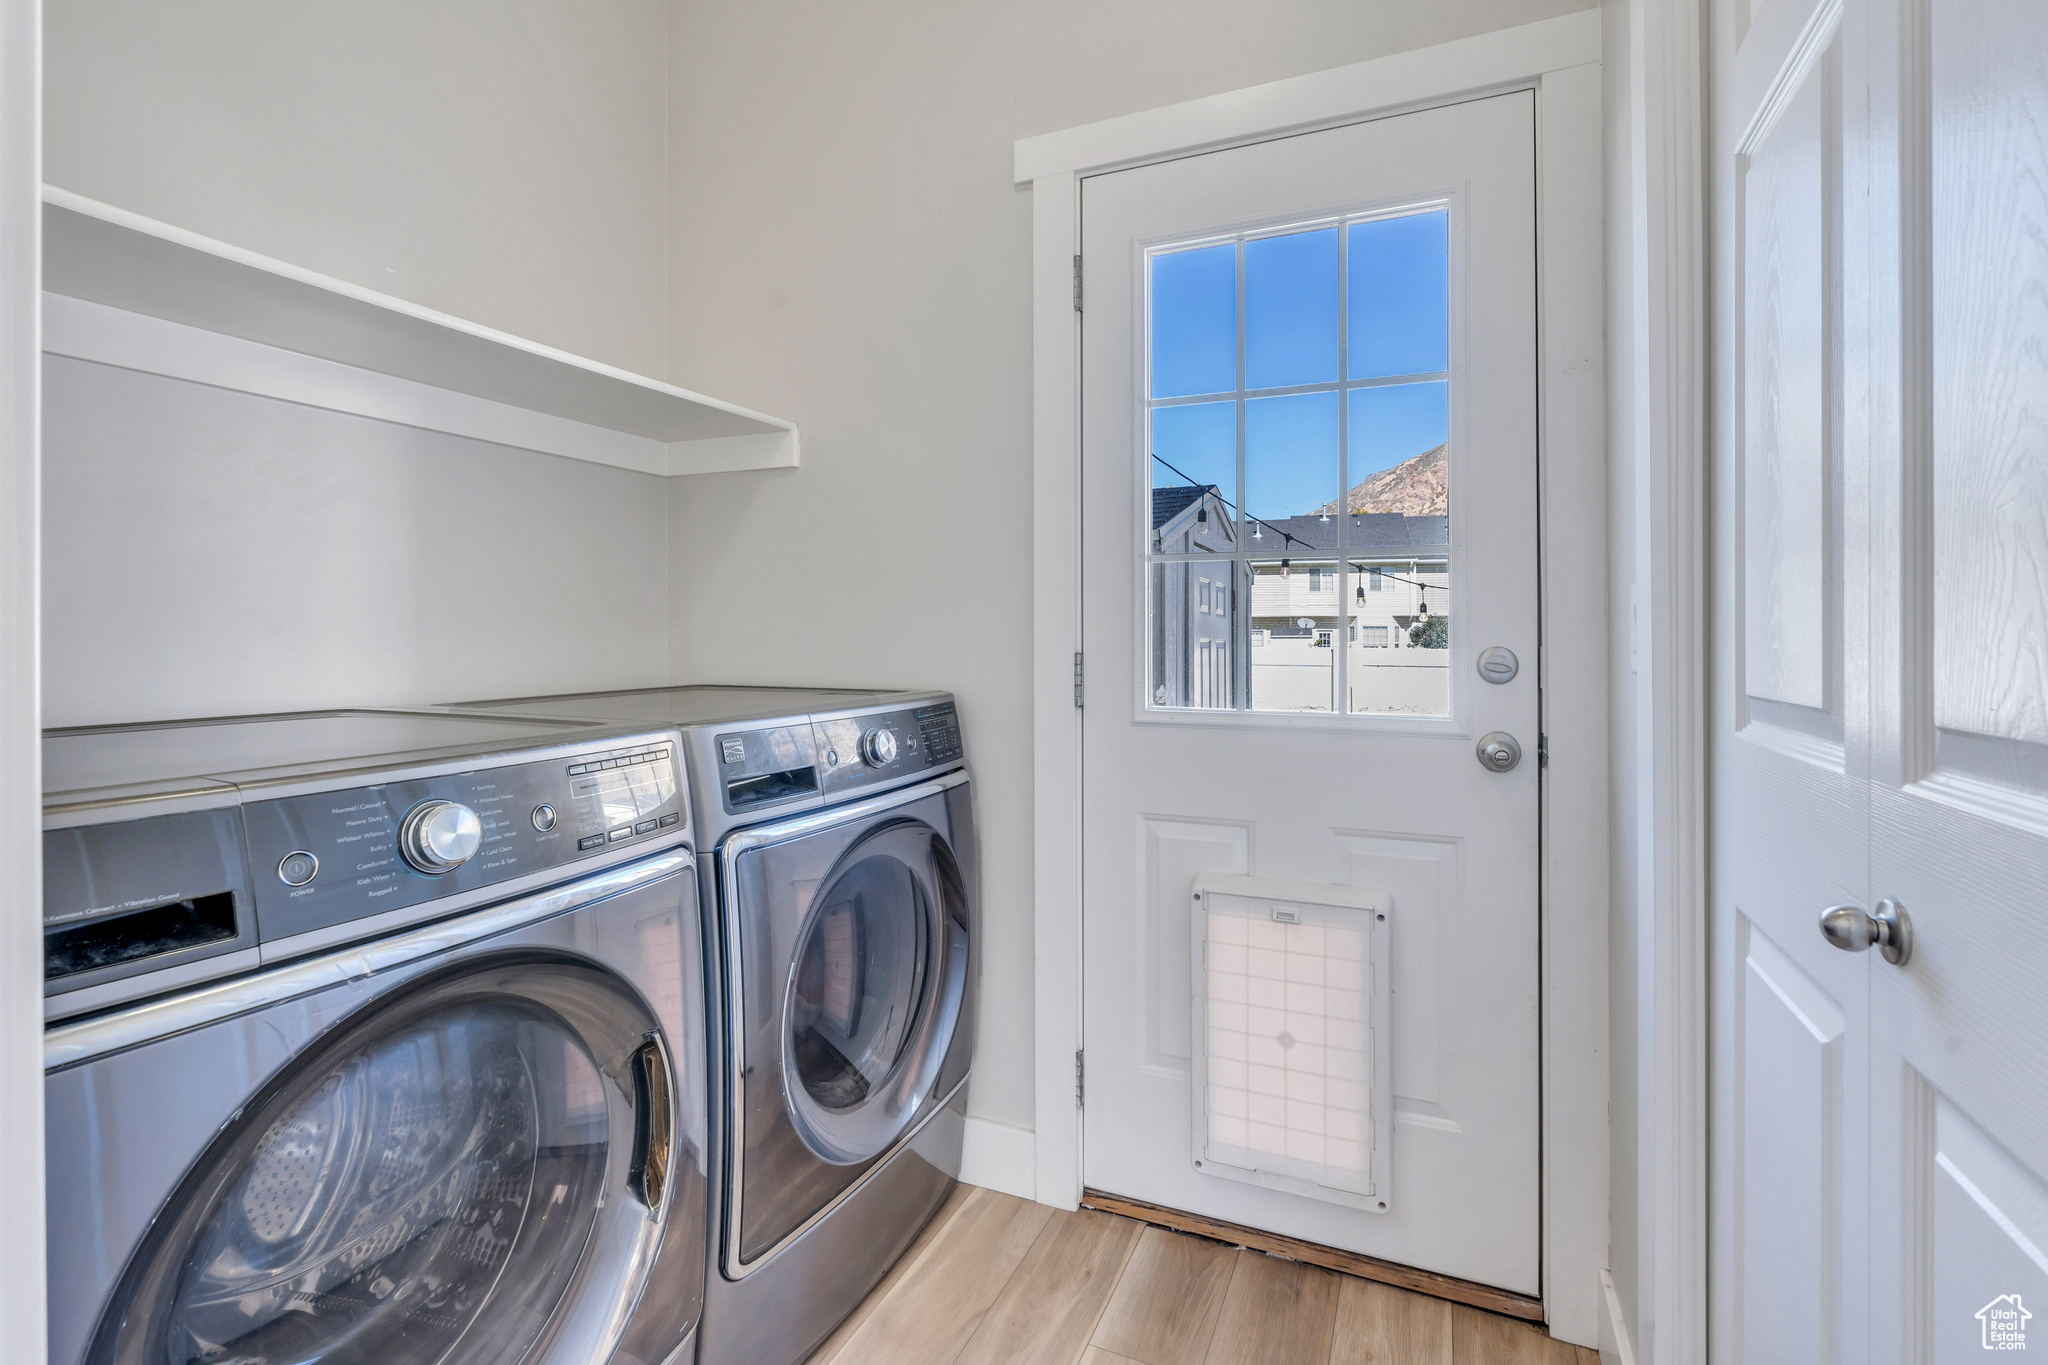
1080 1188 1545 1324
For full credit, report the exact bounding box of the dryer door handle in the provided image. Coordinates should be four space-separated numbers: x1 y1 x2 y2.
628 1034 674 1217
921 920 970 1096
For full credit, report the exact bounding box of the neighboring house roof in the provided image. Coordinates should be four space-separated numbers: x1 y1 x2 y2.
1152 484 1219 529
1148 487 1446 559
1246 511 1448 558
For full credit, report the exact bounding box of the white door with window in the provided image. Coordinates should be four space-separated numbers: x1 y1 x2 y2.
1712 0 2048 1356
1079 92 1541 1294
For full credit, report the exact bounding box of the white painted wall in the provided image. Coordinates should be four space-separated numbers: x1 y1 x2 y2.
44 0 671 377
39 0 676 728
41 359 669 726
660 0 1596 1135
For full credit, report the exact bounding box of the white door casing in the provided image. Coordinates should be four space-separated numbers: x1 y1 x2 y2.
1712 0 2048 1356
1079 92 1541 1295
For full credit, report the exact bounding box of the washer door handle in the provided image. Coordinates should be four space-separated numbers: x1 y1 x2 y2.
628 1034 673 1216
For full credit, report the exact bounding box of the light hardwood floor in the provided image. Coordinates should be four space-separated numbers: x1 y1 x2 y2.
806 1185 1596 1365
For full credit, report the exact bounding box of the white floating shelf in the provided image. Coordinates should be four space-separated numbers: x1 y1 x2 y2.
40 187 798 478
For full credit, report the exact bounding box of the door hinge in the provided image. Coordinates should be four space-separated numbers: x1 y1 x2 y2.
1073 255 1083 312
1075 1049 1085 1106
1539 733 1548 768
1074 652 1084 708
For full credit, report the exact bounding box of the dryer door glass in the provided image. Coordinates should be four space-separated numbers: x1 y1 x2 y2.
791 853 928 1112
775 820 969 1168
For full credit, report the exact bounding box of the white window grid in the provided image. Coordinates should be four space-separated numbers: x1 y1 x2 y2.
1142 201 1455 717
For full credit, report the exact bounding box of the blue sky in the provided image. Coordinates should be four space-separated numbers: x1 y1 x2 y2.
1151 211 1448 521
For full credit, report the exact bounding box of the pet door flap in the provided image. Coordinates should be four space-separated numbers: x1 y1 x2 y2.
1189 872 1392 1212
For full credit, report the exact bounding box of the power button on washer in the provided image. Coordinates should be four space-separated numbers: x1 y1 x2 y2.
278 851 319 886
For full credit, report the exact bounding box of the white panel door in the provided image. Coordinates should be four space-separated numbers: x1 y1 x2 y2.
1714 0 2048 1355
1712 17 1872 1361
1078 93 1541 1294
1866 0 2048 1355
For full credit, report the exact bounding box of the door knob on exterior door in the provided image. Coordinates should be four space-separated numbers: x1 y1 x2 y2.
1819 898 1914 966
1476 732 1522 772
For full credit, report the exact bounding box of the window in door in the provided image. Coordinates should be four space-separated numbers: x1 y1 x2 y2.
1145 206 1454 716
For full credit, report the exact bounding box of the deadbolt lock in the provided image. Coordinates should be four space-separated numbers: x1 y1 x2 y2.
1477 646 1520 684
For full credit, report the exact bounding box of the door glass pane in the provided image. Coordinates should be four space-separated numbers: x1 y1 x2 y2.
1151 242 1237 398
1345 381 1450 716
791 855 930 1110
1349 211 1449 379
1245 390 1339 527
1249 559 1340 712
1246 226 1339 389
1151 401 1236 554
1152 561 1239 709
1142 202 1453 719
167 1001 609 1365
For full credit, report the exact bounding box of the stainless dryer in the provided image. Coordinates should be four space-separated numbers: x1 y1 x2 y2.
446 687 977 1365
43 710 709 1365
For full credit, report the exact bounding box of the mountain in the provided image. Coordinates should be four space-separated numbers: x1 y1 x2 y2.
1318 443 1447 516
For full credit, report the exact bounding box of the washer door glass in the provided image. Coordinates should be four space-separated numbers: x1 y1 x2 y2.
89 959 672 1365
166 999 605 1365
790 853 928 1114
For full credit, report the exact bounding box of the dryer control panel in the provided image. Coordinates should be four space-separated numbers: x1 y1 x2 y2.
244 735 686 945
813 701 963 798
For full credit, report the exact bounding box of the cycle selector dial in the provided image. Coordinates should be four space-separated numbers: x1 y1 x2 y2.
859 728 899 768
399 799 484 874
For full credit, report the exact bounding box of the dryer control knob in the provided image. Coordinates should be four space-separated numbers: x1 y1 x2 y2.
400 800 484 874
859 728 899 768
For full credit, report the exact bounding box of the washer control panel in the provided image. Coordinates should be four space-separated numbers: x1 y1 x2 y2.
814 701 964 797
243 733 686 944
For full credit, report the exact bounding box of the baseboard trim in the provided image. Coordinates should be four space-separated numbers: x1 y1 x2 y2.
1599 1269 1639 1365
1081 1188 1546 1324
959 1115 1036 1201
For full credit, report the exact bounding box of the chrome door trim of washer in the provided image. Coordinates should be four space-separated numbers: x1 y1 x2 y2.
719 769 971 1280
46 850 694 1071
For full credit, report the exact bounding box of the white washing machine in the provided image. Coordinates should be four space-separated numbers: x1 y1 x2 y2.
446 687 977 1365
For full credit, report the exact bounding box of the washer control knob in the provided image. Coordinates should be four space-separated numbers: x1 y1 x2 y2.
859 728 899 768
400 800 483 874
